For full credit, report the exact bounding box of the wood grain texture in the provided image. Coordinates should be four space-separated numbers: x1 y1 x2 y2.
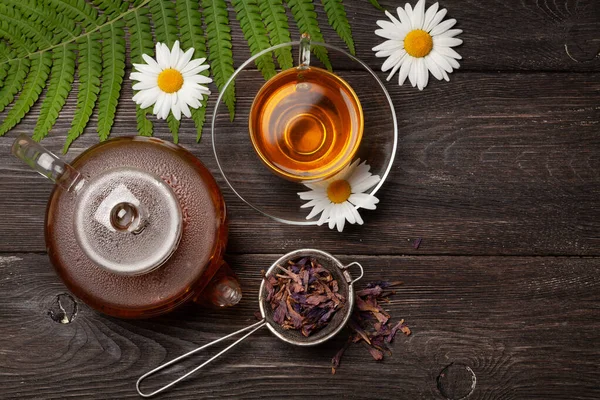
0 72 598 255
0 253 598 399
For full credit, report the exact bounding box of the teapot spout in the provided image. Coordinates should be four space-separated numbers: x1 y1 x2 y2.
12 134 85 193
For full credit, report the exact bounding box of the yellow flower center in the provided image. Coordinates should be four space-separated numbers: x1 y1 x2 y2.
327 180 352 204
404 29 433 58
157 68 184 93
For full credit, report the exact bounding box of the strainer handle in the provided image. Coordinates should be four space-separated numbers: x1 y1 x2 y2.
343 262 364 285
136 319 267 397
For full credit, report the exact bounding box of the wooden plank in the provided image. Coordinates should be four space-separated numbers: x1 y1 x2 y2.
1 72 598 255
0 253 598 399
223 0 600 71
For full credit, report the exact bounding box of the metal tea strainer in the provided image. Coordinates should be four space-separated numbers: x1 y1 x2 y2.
136 248 363 397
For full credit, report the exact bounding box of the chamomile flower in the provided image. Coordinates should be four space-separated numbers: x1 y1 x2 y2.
298 159 381 232
373 0 463 90
130 40 212 120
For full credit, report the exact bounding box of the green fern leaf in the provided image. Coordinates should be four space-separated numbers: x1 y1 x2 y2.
150 0 178 47
125 7 154 136
176 0 209 139
232 0 277 81
46 0 106 30
369 0 385 11
259 0 293 70
0 59 30 113
0 4 54 49
64 33 102 152
203 0 235 120
167 114 180 144
0 52 51 136
136 105 153 136
97 20 126 141
176 0 205 58
286 0 332 70
0 64 8 88
6 0 81 42
0 18 37 56
32 44 76 141
91 0 129 18
191 106 206 142
322 0 355 55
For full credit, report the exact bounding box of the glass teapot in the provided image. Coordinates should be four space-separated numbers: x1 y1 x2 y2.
12 135 242 318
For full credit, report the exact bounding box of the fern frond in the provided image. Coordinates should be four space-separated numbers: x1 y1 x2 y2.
322 0 355 55
136 106 153 136
0 52 51 136
0 19 37 56
0 4 54 49
167 114 180 144
176 0 205 58
259 0 293 70
46 0 106 30
91 0 129 18
32 44 76 141
176 0 209 138
203 0 235 120
0 59 30 113
191 106 206 142
232 0 277 81
125 7 154 136
6 0 80 43
286 0 332 70
64 33 102 152
97 20 126 141
150 0 178 47
369 0 385 11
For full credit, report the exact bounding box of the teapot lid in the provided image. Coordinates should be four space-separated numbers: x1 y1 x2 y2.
73 167 182 275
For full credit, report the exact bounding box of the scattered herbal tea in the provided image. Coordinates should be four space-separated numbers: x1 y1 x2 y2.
263 257 346 337
331 281 411 374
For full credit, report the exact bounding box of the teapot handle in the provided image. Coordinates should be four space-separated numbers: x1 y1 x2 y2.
12 134 86 193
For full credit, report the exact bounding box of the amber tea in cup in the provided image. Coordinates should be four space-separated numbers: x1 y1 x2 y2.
249 37 363 182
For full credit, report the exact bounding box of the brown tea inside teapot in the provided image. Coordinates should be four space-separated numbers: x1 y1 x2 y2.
13 135 241 318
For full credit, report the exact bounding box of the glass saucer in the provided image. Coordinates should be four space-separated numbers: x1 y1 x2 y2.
211 41 397 225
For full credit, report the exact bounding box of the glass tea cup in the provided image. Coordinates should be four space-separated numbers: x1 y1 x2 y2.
212 38 398 225
248 35 364 182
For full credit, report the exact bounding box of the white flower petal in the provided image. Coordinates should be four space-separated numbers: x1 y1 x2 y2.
434 45 462 60
426 8 447 32
352 175 381 194
133 63 160 76
423 2 439 33
185 74 213 84
375 28 403 41
386 52 406 81
425 55 444 80
156 43 169 70
336 207 346 232
305 198 331 220
396 5 411 28
153 93 165 116
434 36 463 47
439 29 463 38
429 50 453 72
172 100 181 120
372 40 402 52
349 193 379 210
404 4 414 29
351 206 364 225
161 94 172 119
342 202 356 224
385 10 404 30
417 57 428 90
317 204 332 226
133 80 158 91
381 49 405 72
299 190 326 201
180 58 204 73
179 99 192 117
170 41 180 67
142 54 161 70
408 57 418 87
411 0 425 29
398 55 412 85
430 18 457 36
442 69 450 81
176 47 195 70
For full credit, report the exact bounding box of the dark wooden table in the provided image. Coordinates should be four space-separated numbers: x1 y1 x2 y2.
1 0 599 399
